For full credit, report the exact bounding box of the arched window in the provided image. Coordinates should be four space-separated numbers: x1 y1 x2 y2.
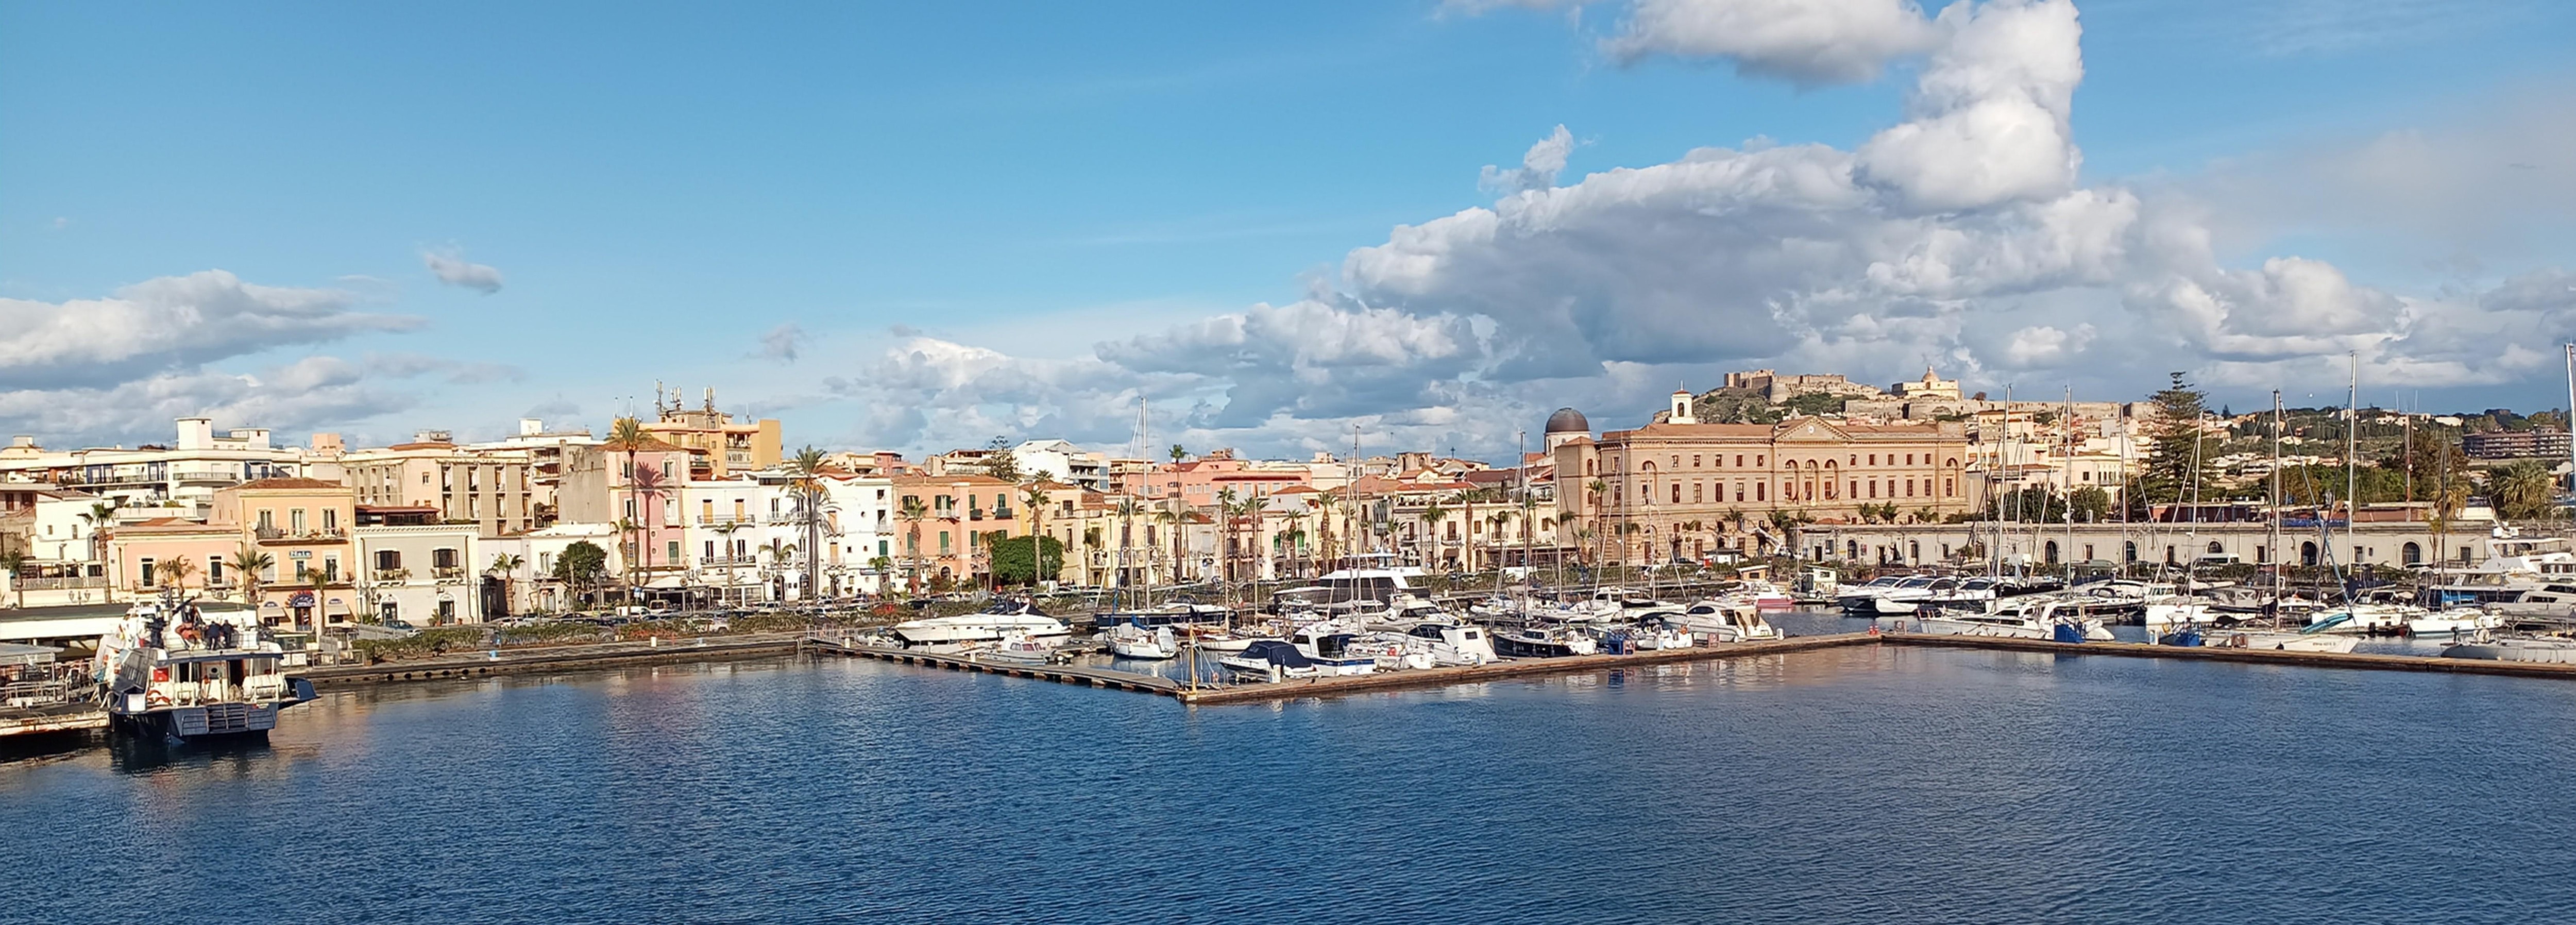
2301 541 2318 566
2123 541 2138 563
2402 542 2422 566
2207 541 2224 554
1847 539 1860 560
2044 540 2059 565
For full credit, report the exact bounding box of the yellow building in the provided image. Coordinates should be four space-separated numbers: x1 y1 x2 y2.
209 477 361 627
1551 393 1970 564
642 386 782 479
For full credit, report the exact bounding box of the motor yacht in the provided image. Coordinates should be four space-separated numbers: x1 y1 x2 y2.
97 598 315 740
1676 599 1781 643
1106 624 1180 660
1492 625 1599 658
891 600 1073 651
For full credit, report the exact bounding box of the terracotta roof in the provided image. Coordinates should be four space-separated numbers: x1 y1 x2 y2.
232 477 346 491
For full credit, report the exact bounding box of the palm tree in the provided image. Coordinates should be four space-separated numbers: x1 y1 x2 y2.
710 522 745 607
787 445 830 598
761 537 800 600
488 552 524 618
2488 461 2559 521
1023 478 1056 585
229 546 274 611
628 463 669 594
609 416 649 591
897 496 930 596
157 556 197 592
1155 507 1183 586
1113 497 1141 600
79 498 122 563
302 567 331 634
867 554 895 596
1 549 28 609
1418 501 1450 571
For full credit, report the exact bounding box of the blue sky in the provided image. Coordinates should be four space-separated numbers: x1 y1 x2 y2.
5 0 2573 458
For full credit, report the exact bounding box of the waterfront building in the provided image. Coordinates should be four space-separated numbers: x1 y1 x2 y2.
557 436 691 599
0 487 114 606
457 417 600 520
205 477 360 628
351 519 486 624
1550 392 1973 565
342 434 539 536
1814 519 2501 572
890 473 1021 588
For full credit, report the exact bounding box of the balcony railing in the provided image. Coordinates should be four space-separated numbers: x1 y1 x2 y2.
432 566 466 580
10 576 109 591
374 567 411 582
697 515 756 526
254 526 346 542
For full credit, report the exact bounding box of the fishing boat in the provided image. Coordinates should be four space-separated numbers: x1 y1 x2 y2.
97 598 315 741
1106 624 1180 660
1676 599 1781 643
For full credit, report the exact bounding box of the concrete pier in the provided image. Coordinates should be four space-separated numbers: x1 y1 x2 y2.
299 633 804 688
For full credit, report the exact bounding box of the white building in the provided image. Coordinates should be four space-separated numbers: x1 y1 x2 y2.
0 418 338 519
352 524 485 624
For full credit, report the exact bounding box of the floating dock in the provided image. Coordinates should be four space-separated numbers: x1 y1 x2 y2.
807 629 2576 705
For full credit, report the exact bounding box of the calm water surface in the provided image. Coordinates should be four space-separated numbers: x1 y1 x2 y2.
6 624 2573 923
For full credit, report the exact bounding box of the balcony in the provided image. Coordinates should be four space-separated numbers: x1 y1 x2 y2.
253 526 346 543
432 566 466 580
968 509 985 522
10 575 109 591
170 467 239 483
373 567 411 582
697 515 755 527
699 556 749 567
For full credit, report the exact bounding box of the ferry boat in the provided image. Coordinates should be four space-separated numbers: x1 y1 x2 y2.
97 599 315 741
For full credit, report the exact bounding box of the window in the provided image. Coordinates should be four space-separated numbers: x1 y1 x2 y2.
1944 479 1955 496
208 556 224 583
1756 483 1766 501
940 532 952 553
1735 483 1744 502
291 509 307 532
1906 479 1916 497
2208 541 2224 554
705 541 716 559
1869 453 1876 465
1692 455 1701 467
1671 484 1682 504
376 550 402 571
432 548 459 569
1869 481 1879 498
140 558 156 586
625 499 637 519
1847 481 1856 499
1755 455 1764 467
668 541 681 563
422 472 433 484
703 500 715 521
258 510 274 531
323 508 337 530
1694 484 1704 503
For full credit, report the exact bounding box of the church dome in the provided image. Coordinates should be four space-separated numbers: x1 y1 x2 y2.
1545 407 1590 435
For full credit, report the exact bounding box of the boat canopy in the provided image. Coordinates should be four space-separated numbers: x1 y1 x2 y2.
1238 640 1315 668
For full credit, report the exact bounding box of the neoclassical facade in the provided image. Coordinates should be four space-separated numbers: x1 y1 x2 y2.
1549 394 1971 564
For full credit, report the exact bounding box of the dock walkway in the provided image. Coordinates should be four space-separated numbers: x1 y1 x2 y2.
802 637 1182 695
299 633 803 687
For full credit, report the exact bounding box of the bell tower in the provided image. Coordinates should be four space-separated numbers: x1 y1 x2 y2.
1669 388 1696 425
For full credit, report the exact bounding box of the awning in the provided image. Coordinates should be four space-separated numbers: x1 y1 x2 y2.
325 598 353 616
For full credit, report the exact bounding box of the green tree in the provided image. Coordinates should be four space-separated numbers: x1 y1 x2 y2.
1022 479 1056 583
983 446 1021 484
987 534 1066 585
0 549 28 608
555 541 609 609
898 495 930 596
787 445 831 598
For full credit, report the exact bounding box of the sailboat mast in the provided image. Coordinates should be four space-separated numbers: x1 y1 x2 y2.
2063 385 2076 583
2272 391 2283 603
2565 344 2576 498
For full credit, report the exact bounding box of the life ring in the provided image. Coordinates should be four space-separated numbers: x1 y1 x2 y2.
146 689 172 707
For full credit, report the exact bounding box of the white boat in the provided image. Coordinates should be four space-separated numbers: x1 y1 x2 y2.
1677 600 1780 643
2181 614 2364 653
2305 602 2415 635
2405 609 2502 640
891 603 1073 651
1896 597 2111 641
2442 634 2576 663
1218 640 1329 681
1398 621 1496 666
971 632 1066 665
1106 624 1179 660
1285 621 1380 675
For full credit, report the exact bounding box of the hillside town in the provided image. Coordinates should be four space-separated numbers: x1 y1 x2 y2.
1 369 2569 627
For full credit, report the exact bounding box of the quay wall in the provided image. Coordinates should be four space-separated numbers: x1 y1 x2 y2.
297 633 802 687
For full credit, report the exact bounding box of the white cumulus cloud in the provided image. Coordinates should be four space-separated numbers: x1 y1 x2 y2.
422 247 505 294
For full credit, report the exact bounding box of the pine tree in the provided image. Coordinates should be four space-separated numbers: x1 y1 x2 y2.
2140 373 2215 506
